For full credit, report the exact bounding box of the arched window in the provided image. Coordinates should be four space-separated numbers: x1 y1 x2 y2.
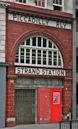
15 36 63 68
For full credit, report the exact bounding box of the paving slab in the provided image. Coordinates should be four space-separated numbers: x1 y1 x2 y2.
0 124 59 129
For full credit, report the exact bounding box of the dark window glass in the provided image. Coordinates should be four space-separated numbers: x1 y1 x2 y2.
32 60 35 64
76 57 78 72
26 49 30 63
43 38 46 47
49 41 52 48
76 0 78 5
53 0 62 5
23 0 26 3
32 49 36 64
76 11 78 32
26 39 30 45
48 51 52 65
32 37 36 46
58 55 61 66
53 5 62 11
20 48 24 63
35 0 45 7
76 84 78 104
53 51 57 65
59 0 62 4
53 45 56 49
20 58 24 63
43 51 46 65
42 0 45 7
18 0 26 3
38 50 41 64
38 37 41 47
76 48 78 72
26 59 30 63
19 0 22 2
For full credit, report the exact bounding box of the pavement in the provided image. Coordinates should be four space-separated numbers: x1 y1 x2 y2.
0 124 59 129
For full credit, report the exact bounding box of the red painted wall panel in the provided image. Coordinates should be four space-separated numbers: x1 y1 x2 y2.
38 88 62 123
38 88 51 124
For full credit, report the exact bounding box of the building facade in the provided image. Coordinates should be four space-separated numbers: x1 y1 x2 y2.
0 0 73 127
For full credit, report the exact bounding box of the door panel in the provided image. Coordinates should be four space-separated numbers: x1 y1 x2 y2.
38 88 51 123
15 89 35 124
38 88 62 123
51 88 62 122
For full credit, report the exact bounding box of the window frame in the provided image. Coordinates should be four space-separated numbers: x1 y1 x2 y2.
15 0 64 10
35 0 47 8
53 0 64 11
15 0 28 4
15 36 63 68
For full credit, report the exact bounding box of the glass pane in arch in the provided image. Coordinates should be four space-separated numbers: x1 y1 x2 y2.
49 41 52 48
26 38 30 45
38 37 41 47
32 37 36 46
26 49 30 63
43 38 46 47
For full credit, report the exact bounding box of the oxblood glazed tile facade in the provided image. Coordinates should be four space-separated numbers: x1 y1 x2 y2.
0 0 73 127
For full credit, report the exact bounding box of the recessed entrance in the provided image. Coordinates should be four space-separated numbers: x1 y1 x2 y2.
15 89 35 124
15 78 63 124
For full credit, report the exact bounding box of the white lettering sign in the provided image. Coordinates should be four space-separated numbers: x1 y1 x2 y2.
8 14 71 29
15 67 66 76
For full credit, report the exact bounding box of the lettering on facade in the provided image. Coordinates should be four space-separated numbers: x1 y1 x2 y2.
8 14 71 29
56 21 67 28
15 67 66 76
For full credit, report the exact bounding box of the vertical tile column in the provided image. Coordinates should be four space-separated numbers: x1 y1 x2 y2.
0 64 6 128
0 3 7 128
0 6 6 62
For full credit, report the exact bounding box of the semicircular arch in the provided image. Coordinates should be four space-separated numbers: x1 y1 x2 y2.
11 29 65 67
